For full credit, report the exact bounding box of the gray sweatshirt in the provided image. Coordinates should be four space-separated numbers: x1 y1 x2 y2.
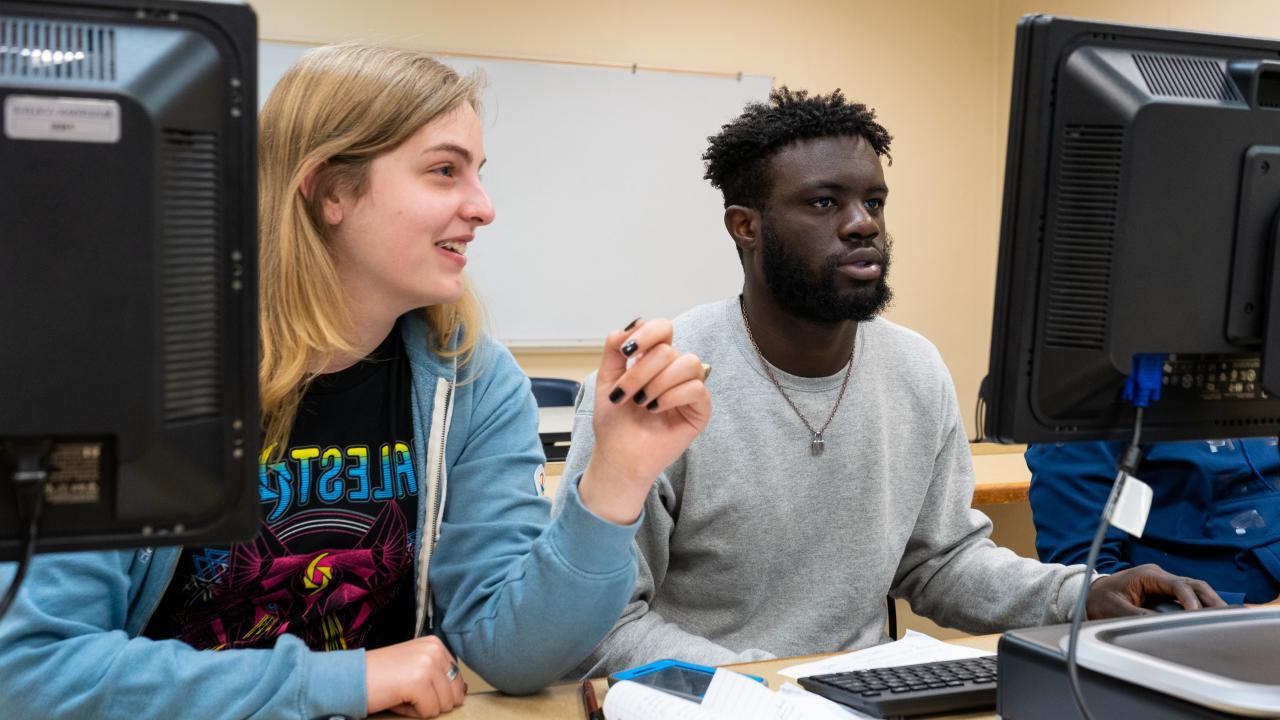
554 298 1088 676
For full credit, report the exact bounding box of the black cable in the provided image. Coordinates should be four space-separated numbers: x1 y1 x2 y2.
1063 405 1144 720
0 441 51 624
970 391 987 443
0 467 46 623
1127 406 1144 449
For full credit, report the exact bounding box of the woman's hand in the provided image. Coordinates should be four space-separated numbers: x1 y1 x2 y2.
365 635 467 718
578 318 711 524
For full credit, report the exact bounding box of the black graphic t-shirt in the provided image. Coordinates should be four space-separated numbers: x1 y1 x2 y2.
146 331 419 651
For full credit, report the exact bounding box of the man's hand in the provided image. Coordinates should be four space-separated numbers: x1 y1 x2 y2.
365 635 466 718
578 318 711 525
1086 563 1228 619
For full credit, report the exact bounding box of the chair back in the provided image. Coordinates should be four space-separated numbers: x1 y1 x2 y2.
529 377 581 407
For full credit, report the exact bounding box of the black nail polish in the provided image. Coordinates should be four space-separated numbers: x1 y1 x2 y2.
646 399 659 411
621 340 638 356
624 317 640 332
608 388 625 404
633 390 647 405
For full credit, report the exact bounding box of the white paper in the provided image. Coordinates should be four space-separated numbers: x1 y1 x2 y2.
1109 470 1153 537
701 668 783 720
779 630 994 680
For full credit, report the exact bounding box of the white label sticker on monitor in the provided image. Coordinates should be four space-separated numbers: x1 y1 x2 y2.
4 95 121 143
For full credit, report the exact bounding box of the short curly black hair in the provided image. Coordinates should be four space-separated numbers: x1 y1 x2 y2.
703 86 892 209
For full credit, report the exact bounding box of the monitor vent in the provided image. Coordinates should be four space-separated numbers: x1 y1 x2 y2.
1133 53 1240 102
1044 125 1124 350
0 16 116 82
160 129 222 426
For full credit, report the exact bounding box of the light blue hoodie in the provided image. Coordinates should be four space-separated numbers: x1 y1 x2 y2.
0 314 639 719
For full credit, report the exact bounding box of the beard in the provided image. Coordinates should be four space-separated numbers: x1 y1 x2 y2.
760 221 894 323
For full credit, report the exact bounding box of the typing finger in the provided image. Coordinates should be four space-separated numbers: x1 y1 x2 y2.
1165 576 1203 611
1187 577 1227 608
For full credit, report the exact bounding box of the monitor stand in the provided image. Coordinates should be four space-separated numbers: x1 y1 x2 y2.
998 607 1280 719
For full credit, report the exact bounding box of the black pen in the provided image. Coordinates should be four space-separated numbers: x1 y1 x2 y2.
581 678 605 720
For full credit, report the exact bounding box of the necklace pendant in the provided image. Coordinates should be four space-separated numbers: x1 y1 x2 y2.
810 432 825 456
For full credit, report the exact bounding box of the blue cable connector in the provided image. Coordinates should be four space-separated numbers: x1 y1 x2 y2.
1122 353 1167 408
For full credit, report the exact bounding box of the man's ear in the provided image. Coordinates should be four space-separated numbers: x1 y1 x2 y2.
725 205 761 256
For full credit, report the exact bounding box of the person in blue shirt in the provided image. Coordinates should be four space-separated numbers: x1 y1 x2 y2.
1027 439 1280 605
0 44 712 719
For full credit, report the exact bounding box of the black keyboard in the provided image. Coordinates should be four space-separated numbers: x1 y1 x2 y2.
797 655 998 718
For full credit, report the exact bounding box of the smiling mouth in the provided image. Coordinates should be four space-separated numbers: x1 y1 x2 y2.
436 240 468 256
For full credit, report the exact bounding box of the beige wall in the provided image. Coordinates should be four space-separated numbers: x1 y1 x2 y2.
253 0 1001 414
255 0 1280 424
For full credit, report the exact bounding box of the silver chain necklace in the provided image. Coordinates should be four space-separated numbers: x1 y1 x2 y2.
739 297 854 456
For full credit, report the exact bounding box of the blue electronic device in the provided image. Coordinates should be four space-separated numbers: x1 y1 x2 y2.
607 659 767 703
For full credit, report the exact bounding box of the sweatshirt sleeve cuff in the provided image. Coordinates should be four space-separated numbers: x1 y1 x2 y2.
301 648 368 720
1057 568 1098 621
544 473 642 576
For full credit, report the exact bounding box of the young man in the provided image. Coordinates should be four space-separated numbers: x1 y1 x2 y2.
555 88 1224 675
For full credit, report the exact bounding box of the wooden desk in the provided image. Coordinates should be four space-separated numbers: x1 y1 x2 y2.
406 634 1001 719
970 444 1030 506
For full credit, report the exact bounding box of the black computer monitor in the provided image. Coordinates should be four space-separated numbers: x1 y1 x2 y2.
0 0 259 560
983 14 1280 444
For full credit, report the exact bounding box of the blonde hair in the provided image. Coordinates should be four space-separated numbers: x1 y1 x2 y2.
258 43 485 455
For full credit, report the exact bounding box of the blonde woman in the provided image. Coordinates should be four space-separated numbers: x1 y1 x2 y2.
0 45 710 718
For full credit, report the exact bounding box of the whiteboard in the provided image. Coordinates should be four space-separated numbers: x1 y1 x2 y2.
260 42 772 346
